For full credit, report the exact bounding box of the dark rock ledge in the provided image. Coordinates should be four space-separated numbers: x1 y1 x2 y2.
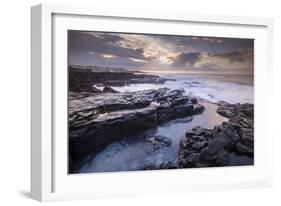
178 102 254 168
69 67 166 92
69 88 204 160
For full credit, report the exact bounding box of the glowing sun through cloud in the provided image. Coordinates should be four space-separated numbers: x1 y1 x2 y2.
102 54 116 58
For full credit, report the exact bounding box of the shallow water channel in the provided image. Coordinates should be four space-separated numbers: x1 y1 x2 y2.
77 102 236 173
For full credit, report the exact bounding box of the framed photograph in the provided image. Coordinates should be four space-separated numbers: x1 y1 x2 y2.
31 3 274 201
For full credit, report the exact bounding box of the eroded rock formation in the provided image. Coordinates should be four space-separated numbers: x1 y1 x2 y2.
178 103 254 168
69 88 204 160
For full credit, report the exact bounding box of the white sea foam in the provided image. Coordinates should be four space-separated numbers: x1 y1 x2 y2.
109 73 253 104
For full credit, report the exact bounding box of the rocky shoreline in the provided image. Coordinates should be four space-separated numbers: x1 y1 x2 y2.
140 102 254 170
178 102 254 168
68 68 254 172
69 66 166 93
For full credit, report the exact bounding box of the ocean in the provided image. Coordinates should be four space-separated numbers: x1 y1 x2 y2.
97 73 254 104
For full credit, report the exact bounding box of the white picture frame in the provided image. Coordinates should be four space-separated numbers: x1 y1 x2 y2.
31 3 274 202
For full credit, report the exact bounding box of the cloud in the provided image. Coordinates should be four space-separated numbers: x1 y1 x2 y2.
171 52 201 68
200 37 224 43
68 30 254 74
208 50 246 63
68 31 152 61
193 63 221 71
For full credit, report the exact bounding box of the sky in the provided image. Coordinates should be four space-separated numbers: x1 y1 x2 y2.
68 30 254 75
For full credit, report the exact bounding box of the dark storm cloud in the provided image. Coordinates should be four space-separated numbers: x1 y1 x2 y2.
171 52 201 67
68 49 147 68
208 50 250 63
68 31 151 61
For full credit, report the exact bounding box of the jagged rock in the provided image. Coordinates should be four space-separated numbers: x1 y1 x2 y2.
190 97 198 104
192 141 208 150
193 103 205 114
140 161 178 170
179 126 232 168
217 103 254 119
103 86 119 93
69 88 204 159
70 84 102 93
179 103 254 168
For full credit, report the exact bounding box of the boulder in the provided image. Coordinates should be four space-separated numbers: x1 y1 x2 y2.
103 86 119 93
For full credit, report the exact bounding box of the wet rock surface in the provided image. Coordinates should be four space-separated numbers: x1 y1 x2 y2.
178 103 254 168
69 88 204 160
